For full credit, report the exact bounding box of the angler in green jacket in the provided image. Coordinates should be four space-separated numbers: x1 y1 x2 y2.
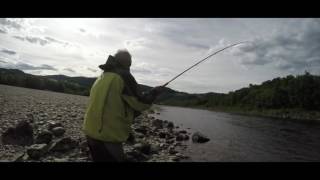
83 49 164 162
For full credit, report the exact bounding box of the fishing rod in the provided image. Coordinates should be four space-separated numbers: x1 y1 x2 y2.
161 41 250 87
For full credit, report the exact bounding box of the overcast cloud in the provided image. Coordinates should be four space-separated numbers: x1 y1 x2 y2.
0 18 319 93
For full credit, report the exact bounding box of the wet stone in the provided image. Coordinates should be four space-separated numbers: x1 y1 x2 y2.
27 144 48 160
49 137 78 152
51 127 65 137
192 132 210 143
48 121 63 131
35 130 53 144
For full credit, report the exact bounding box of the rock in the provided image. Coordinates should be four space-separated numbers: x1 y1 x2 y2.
134 126 148 135
158 132 167 139
170 155 180 162
156 112 160 115
126 150 147 162
159 143 166 148
183 134 190 140
167 122 174 129
152 119 163 129
1 120 34 146
179 130 187 134
12 152 26 162
26 113 34 122
192 132 210 143
135 132 145 139
133 142 151 155
176 134 184 141
166 139 175 144
51 127 65 137
35 130 53 144
48 121 63 131
150 144 160 154
169 147 177 155
54 158 69 162
27 144 48 159
49 137 78 152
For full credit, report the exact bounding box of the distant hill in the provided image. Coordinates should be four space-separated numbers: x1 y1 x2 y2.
0 68 181 102
44 75 96 88
1 68 320 111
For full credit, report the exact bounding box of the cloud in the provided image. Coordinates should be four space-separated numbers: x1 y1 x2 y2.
233 19 320 72
0 60 57 71
0 28 6 34
87 67 97 72
15 63 57 71
0 59 7 63
45 36 70 46
13 35 49 46
0 18 23 30
0 48 16 55
79 28 86 33
63 68 75 72
12 35 71 47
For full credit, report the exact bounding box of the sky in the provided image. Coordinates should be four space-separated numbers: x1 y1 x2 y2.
0 18 319 93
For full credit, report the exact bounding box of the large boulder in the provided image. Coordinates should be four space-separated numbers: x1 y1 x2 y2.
27 144 49 159
35 130 53 144
49 137 78 152
1 120 34 146
192 132 210 143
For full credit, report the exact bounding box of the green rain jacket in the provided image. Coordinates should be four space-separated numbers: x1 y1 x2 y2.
83 71 151 143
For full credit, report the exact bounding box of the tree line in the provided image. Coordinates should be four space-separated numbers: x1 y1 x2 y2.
1 68 319 111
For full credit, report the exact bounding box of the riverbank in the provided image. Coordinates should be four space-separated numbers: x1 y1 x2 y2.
157 104 320 122
0 84 191 162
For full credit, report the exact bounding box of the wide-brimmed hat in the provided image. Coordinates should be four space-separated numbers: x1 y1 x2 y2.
99 55 116 70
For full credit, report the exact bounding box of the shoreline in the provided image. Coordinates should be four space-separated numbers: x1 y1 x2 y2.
156 104 320 123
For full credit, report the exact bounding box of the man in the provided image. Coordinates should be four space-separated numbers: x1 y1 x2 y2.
83 49 164 162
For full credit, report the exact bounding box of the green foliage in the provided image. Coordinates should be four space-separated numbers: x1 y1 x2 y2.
160 71 320 111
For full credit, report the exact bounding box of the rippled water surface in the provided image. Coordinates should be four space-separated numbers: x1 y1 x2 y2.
154 105 320 162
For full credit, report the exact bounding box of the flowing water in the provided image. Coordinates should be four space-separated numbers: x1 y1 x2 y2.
153 105 320 162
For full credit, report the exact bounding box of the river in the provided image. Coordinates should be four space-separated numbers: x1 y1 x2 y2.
152 105 320 162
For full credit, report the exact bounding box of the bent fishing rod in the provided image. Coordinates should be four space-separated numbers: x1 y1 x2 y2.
161 41 249 87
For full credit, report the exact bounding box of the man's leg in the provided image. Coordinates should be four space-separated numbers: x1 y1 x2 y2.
103 141 126 162
86 136 125 162
86 136 118 162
